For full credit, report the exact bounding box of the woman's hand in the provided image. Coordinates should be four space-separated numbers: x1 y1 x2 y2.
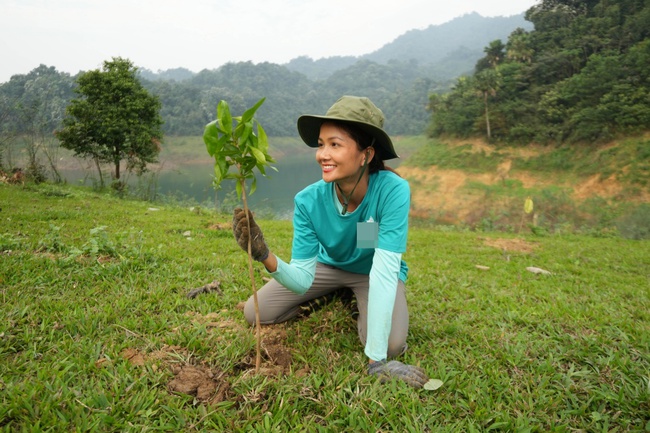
232 208 269 262
368 360 429 389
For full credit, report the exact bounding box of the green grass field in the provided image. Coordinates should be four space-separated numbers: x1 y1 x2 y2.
1 183 649 432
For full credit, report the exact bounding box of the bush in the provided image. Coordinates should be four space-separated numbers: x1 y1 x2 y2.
616 203 650 240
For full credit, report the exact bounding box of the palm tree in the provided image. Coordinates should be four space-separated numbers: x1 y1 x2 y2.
474 69 501 140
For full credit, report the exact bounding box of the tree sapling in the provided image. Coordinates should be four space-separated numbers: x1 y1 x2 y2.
203 97 276 372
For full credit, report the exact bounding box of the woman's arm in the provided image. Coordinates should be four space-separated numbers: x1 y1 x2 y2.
365 248 402 361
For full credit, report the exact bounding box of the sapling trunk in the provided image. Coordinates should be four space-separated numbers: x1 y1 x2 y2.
240 178 262 373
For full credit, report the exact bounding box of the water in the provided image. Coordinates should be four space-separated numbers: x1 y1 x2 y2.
61 153 322 219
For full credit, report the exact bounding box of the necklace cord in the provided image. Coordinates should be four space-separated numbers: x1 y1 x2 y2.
337 147 372 215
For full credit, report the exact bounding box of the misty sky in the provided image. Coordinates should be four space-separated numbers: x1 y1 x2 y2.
0 0 539 83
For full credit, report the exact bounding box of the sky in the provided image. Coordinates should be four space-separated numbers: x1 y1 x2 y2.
0 0 538 83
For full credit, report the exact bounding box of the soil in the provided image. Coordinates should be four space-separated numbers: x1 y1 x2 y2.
108 313 297 406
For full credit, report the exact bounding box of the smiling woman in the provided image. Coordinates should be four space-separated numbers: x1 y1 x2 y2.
231 95 430 388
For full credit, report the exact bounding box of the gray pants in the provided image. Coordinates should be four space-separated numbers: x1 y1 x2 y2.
244 262 409 358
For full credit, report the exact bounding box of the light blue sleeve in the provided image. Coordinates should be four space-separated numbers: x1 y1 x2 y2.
269 256 317 295
364 248 402 361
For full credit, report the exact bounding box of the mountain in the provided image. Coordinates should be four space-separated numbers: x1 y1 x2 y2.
284 12 533 80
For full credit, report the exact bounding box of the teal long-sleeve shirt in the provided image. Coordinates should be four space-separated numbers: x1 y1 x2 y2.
269 170 410 361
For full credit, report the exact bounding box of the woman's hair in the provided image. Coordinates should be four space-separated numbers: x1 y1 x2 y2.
330 121 399 176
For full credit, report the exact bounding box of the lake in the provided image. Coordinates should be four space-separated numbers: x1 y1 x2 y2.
60 152 322 219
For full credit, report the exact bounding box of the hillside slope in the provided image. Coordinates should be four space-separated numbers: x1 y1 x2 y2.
398 136 649 234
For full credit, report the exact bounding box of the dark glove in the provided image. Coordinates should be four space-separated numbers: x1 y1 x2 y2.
368 360 429 389
232 208 269 262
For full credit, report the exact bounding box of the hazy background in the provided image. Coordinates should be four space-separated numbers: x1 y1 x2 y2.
0 0 537 83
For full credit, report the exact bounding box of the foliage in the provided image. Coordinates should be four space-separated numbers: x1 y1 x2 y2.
617 203 650 240
203 98 275 198
0 65 74 180
55 58 164 185
0 183 648 431
429 0 650 144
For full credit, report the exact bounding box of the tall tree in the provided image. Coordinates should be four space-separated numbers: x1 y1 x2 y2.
475 69 502 140
57 58 163 186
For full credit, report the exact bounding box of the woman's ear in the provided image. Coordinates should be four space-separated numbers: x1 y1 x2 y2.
364 147 375 165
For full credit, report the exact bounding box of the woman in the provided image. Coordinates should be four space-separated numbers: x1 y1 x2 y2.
233 96 428 388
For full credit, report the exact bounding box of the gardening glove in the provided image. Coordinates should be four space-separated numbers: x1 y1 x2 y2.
368 360 429 389
232 208 269 262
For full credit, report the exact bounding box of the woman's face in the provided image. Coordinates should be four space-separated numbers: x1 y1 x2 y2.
316 122 369 184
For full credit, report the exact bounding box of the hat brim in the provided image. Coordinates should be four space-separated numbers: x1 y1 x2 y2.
297 115 399 161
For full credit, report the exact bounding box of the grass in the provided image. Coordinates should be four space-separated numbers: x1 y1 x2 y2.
404 140 502 173
1 182 649 432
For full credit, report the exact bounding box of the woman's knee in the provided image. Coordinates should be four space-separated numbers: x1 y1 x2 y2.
243 296 256 325
387 334 408 358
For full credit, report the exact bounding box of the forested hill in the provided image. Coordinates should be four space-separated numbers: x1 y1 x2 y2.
429 0 650 145
2 2 648 144
285 13 532 81
0 12 531 139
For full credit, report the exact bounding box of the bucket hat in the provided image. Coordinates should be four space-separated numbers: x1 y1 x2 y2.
297 96 399 160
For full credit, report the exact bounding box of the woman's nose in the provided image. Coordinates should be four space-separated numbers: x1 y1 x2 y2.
316 146 329 160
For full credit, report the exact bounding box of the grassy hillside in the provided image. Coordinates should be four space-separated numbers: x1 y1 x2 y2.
0 183 648 431
399 135 650 238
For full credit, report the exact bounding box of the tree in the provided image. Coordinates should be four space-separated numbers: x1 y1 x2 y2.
57 57 163 187
506 28 534 63
19 65 73 182
475 69 502 140
204 98 276 373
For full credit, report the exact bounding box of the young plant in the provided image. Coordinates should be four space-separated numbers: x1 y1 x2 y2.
203 98 276 372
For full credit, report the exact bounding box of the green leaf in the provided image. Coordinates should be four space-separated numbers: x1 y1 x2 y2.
217 100 232 135
203 121 220 157
423 379 444 391
257 122 269 154
249 176 257 195
235 179 243 199
241 97 266 124
250 147 266 165
213 158 227 186
239 122 253 144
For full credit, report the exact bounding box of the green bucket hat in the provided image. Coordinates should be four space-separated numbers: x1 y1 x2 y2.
297 95 399 160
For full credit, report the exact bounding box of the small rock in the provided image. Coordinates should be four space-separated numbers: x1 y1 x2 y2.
182 231 191 237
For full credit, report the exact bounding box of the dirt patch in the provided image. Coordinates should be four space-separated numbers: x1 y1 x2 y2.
168 364 231 405
482 237 538 254
237 326 293 377
573 173 625 200
112 317 296 406
207 222 232 231
401 166 496 222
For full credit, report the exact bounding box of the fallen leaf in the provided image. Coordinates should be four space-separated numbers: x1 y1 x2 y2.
423 379 444 391
526 266 552 275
